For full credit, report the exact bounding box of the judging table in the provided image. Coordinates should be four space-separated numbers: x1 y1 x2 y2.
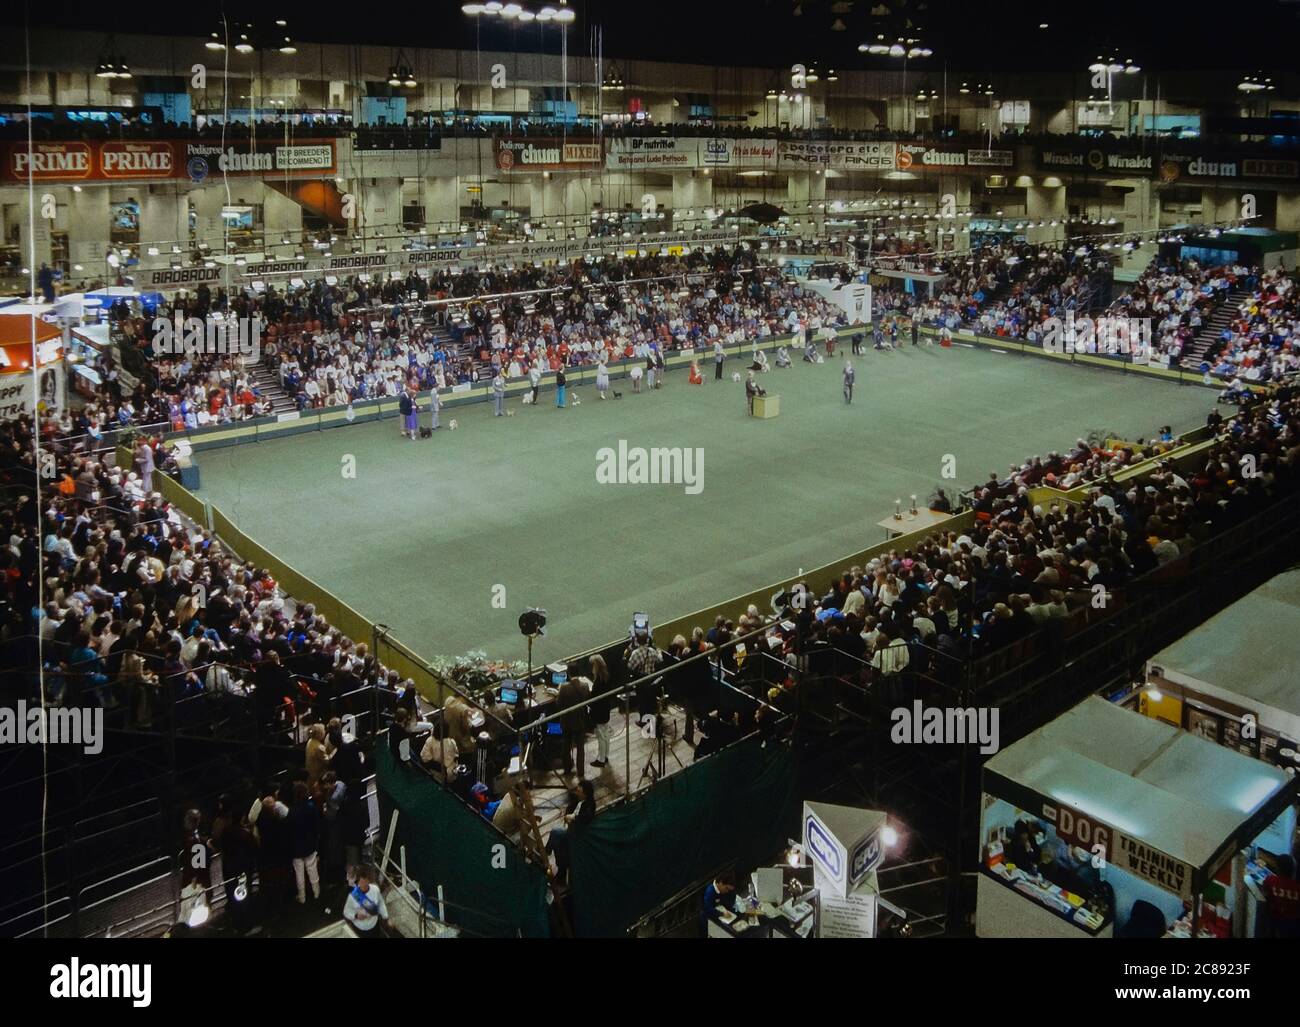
876 507 950 540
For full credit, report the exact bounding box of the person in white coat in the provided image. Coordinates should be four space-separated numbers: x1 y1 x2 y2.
429 384 442 430
492 372 506 416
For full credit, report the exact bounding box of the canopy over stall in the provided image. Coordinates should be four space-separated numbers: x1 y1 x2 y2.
978 697 1297 939
1144 570 1300 765
0 313 65 417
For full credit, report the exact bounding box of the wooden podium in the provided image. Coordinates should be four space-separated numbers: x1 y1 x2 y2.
752 394 780 419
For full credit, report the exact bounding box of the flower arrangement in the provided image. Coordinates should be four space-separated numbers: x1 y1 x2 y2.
427 650 528 699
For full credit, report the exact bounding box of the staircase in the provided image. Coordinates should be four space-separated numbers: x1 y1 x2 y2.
1181 287 1249 369
1113 242 1158 284
248 364 298 415
263 179 349 229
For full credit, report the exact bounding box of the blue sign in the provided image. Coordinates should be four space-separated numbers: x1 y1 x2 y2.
187 156 209 184
805 813 843 882
850 831 882 885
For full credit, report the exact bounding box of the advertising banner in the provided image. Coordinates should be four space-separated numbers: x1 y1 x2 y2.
965 148 1016 168
0 139 337 184
606 138 696 170
1036 144 1299 182
1157 153 1300 183
698 138 778 168
778 140 896 170
495 137 603 172
894 143 970 171
1036 146 1154 175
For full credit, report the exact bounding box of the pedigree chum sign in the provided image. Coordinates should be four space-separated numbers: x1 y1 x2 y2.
495 137 603 172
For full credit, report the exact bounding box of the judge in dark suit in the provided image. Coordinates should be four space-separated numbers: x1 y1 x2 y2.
558 675 591 777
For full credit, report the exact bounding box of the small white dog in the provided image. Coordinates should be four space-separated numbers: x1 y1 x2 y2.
506 409 516 417
731 371 742 383
449 419 459 431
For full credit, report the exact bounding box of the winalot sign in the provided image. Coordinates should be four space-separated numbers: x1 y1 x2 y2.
151 315 263 357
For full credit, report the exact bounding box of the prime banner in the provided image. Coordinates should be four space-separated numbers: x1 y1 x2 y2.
135 229 744 290
1 139 337 184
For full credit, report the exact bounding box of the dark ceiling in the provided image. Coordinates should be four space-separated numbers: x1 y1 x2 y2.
4 0 1298 76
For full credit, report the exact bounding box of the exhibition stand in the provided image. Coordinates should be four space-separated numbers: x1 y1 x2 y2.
1140 569 1300 770
704 801 894 939
977 698 1297 939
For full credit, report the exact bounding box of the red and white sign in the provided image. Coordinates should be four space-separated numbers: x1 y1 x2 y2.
1048 802 1112 859
9 142 93 181
1 139 336 183
100 141 175 178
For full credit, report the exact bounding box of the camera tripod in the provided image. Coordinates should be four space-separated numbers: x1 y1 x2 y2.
637 697 685 787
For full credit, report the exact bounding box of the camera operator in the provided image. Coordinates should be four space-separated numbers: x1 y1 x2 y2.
627 641 662 717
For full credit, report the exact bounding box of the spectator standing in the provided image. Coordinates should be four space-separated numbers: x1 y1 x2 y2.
399 387 417 440
587 654 615 769
132 438 154 494
288 781 322 905
558 674 592 777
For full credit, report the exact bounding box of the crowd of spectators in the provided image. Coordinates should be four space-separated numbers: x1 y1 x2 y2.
65 247 842 430
716 385 1294 695
45 228 1300 451
9 110 1293 157
6 303 1300 930
0 407 430 921
1203 266 1300 383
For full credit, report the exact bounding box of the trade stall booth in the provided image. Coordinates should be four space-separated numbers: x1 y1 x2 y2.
1139 569 1300 772
977 697 1297 939
0 313 65 417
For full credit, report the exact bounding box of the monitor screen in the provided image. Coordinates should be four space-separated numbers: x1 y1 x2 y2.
546 721 563 736
501 687 519 705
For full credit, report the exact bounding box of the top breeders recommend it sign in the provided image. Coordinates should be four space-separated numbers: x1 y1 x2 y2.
1 139 336 183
